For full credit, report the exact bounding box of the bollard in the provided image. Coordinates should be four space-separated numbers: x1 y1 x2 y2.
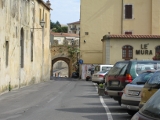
9 82 11 91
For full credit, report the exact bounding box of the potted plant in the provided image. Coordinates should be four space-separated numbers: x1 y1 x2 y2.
98 83 105 96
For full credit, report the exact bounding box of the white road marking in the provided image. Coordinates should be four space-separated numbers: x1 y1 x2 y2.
47 82 72 103
47 92 62 103
93 83 113 120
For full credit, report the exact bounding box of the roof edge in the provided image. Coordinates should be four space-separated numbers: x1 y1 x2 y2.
102 34 160 41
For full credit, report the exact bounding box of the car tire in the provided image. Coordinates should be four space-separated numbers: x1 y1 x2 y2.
118 100 121 105
127 110 137 116
86 78 89 81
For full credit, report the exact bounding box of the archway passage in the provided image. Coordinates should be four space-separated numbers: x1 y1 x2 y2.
53 60 68 77
51 57 72 77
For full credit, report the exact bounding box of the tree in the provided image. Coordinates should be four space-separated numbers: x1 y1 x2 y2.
50 20 68 33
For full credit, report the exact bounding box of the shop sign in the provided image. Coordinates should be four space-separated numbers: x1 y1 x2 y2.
136 44 152 55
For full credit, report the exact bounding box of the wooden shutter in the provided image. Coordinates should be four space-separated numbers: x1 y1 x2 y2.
125 5 132 19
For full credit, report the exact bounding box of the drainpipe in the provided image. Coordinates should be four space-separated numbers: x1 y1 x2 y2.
121 0 124 34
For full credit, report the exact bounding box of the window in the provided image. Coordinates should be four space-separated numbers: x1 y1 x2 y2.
85 32 89 35
125 31 132 35
125 5 132 19
31 32 33 62
155 46 160 54
20 28 24 68
6 41 9 67
122 45 133 60
39 8 41 23
45 13 47 28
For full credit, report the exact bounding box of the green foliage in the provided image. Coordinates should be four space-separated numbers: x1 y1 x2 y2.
50 20 68 33
99 83 104 88
67 46 79 61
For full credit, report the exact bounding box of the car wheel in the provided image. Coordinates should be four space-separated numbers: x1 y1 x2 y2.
127 110 137 116
118 100 121 105
86 78 89 81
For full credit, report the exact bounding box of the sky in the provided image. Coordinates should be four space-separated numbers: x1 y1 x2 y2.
44 0 80 25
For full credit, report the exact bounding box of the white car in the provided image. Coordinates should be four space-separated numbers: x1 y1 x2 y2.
92 70 109 84
121 70 156 116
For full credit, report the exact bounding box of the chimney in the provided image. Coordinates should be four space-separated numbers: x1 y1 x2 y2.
46 0 51 8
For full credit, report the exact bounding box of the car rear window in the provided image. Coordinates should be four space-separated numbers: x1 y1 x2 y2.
140 89 160 118
94 66 112 73
147 71 160 84
131 72 154 84
130 62 160 79
108 62 128 75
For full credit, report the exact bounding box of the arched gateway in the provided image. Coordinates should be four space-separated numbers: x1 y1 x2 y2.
51 57 74 77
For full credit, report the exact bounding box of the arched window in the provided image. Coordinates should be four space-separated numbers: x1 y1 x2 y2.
155 46 160 54
122 45 133 60
20 28 24 68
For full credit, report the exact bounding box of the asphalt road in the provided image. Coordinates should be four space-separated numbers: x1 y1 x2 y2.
0 77 132 120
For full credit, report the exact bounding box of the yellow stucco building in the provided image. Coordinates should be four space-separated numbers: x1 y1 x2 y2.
0 0 51 94
80 0 160 65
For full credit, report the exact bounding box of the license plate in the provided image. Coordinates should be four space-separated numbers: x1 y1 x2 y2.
111 81 118 85
128 91 140 96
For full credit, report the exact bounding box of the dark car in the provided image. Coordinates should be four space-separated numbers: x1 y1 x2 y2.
131 89 160 120
71 72 79 78
106 60 160 105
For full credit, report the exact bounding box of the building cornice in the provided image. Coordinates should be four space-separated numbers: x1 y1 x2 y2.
37 0 52 10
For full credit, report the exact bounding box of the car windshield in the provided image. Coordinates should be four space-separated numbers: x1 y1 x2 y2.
147 71 160 84
140 89 160 118
108 62 128 75
131 72 154 84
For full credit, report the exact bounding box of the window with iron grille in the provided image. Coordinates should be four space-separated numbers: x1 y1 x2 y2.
155 46 160 54
20 28 24 68
125 5 132 19
122 45 133 60
31 32 33 62
6 41 9 67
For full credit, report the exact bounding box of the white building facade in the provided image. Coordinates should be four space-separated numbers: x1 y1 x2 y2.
67 21 80 34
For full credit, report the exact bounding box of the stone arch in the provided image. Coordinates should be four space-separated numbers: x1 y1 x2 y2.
51 57 73 77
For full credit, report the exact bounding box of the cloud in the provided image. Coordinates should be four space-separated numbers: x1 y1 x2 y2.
45 0 80 25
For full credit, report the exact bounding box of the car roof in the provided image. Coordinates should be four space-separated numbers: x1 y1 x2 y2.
116 60 160 62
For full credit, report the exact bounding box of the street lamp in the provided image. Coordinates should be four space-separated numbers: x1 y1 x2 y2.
40 19 45 81
40 19 45 28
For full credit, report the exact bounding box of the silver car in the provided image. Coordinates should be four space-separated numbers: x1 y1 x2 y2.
92 70 108 84
121 70 156 116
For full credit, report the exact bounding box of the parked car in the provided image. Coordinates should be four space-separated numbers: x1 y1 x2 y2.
71 72 79 78
139 70 160 109
106 60 160 105
131 89 160 120
94 64 113 74
121 70 156 116
92 70 109 84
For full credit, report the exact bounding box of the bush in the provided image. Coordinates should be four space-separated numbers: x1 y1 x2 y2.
99 83 104 89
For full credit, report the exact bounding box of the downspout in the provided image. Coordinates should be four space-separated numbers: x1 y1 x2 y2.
121 0 124 34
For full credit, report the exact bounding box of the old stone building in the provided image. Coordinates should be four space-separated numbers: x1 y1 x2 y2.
0 0 51 94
